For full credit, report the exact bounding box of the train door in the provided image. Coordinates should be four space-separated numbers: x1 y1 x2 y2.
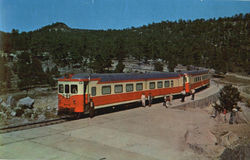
83 81 89 113
184 74 190 94
64 84 71 107
183 76 186 90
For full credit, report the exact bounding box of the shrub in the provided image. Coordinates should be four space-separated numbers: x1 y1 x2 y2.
213 85 241 112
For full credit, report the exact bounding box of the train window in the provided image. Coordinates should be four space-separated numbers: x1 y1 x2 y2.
91 87 96 96
115 85 123 93
59 84 64 93
164 81 170 88
149 82 155 89
65 84 69 93
126 84 134 92
157 81 163 88
71 85 78 94
136 83 143 91
102 86 111 95
171 80 174 87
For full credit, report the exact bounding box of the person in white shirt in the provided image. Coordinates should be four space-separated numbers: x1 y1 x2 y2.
141 93 146 107
191 89 195 100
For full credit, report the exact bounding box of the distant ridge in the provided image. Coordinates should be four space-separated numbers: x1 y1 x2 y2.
38 22 71 32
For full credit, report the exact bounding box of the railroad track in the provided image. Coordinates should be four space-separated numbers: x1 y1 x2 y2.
0 116 71 134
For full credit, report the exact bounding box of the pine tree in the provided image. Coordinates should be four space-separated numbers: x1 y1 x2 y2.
115 60 125 73
154 62 163 72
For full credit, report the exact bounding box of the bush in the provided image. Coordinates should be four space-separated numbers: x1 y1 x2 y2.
213 85 241 112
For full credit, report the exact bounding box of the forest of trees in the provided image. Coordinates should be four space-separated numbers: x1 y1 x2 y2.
0 13 249 74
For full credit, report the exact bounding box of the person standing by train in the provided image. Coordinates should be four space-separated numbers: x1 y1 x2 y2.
163 95 168 108
191 89 195 100
148 93 153 107
223 108 227 123
89 99 95 118
169 95 173 105
141 93 146 107
181 90 186 102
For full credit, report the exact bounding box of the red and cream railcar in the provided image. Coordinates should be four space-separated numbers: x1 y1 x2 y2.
58 71 210 114
58 72 183 113
183 70 210 94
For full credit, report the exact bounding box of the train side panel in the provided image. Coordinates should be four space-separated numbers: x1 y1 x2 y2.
89 77 183 108
57 71 210 114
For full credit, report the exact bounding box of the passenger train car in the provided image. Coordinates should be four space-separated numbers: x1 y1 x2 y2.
58 70 210 114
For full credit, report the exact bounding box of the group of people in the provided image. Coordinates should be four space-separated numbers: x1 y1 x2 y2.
212 104 241 124
163 95 172 108
229 105 241 124
181 89 195 102
141 89 196 108
141 93 153 107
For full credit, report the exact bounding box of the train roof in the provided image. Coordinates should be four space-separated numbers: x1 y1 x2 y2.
182 70 209 75
62 72 181 82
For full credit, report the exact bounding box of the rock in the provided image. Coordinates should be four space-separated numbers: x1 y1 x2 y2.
220 131 239 146
1 101 8 108
11 111 16 117
17 97 35 109
185 127 219 156
47 106 51 110
6 95 15 107
37 114 46 121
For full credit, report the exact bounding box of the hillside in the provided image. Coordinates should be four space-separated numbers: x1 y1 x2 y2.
0 13 249 75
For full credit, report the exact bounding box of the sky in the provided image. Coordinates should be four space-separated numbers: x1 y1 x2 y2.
0 0 250 32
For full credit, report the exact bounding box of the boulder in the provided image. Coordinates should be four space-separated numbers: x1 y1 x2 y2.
17 97 35 109
11 111 16 117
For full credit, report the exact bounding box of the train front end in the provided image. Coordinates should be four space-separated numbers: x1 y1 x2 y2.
58 74 89 115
